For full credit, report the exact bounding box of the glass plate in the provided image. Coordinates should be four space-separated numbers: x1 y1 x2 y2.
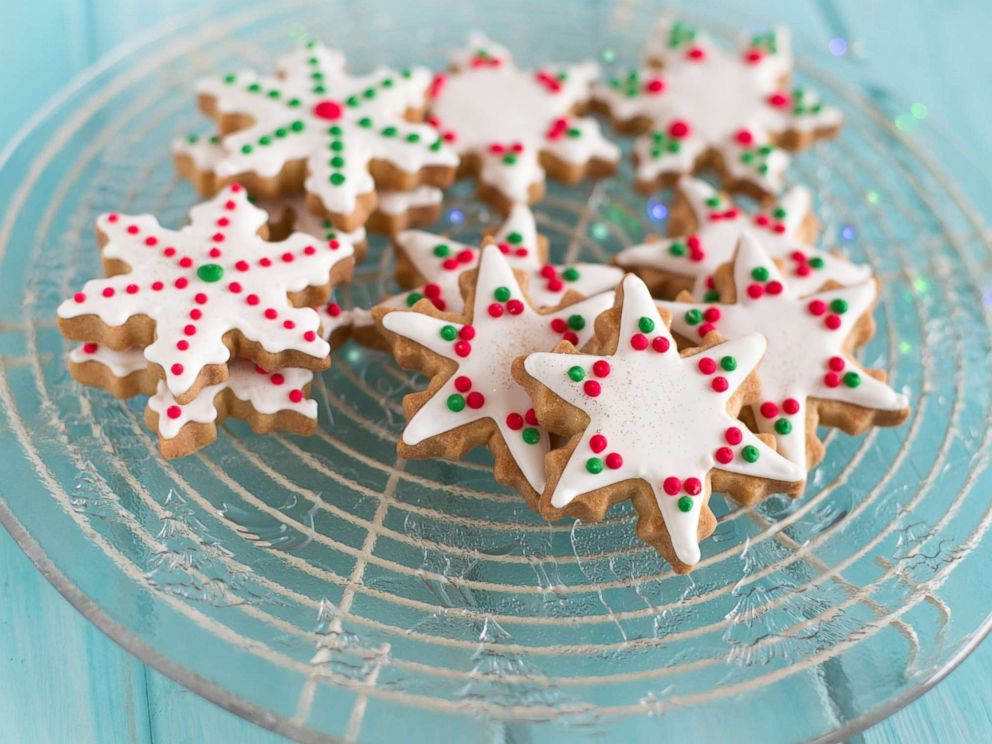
2 1 991 741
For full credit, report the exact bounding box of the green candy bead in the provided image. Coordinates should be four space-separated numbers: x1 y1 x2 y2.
568 365 585 382
751 266 770 282
196 263 224 283
522 428 540 444
446 394 465 412
638 316 655 333
720 355 737 371
493 286 511 302
567 314 586 331
843 371 861 388
677 496 693 513
562 267 580 281
685 308 702 325
586 457 604 474
741 445 760 463
405 292 423 307
439 325 458 341
830 298 848 314
774 418 792 435
506 231 523 245
433 243 451 258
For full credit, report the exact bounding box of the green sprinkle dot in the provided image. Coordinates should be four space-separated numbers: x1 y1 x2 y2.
568 365 585 382
241 144 253 154
772 206 787 220
503 154 518 165
720 355 737 371
259 135 272 146
759 145 773 155
223 73 236 84
567 314 586 331
381 77 394 88
406 133 421 143
586 457 604 474
275 128 288 138
186 134 198 144
704 290 720 302
288 98 301 107
330 140 344 152
405 292 423 307
669 242 686 257
562 267 580 281
774 418 792 435
567 128 582 138
638 316 655 333
677 496 693 513
267 89 280 99
430 139 442 151
493 286 511 302
843 371 861 388
667 141 681 153
329 173 345 186
401 67 412 78
830 298 848 314
751 266 770 282
522 428 540 444
330 156 345 168
358 117 373 128
808 256 825 269
433 243 451 258
381 126 397 137
446 394 466 412
758 163 770 175
651 148 663 159
329 125 343 136
440 325 457 341
741 151 755 164
290 120 304 133
196 263 224 283
685 308 702 325
363 87 376 99
705 197 721 208
741 445 760 463
506 231 523 245
346 95 360 107
247 83 261 92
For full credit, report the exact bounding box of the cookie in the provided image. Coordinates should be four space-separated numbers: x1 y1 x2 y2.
373 243 615 505
69 344 316 458
173 134 444 244
593 16 842 199
428 33 620 212
57 184 353 404
513 274 805 571
656 232 910 476
187 41 458 232
615 176 870 299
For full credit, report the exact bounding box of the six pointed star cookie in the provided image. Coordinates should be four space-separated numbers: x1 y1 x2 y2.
428 33 620 211
657 232 909 475
516 273 804 570
189 41 458 231
593 16 842 199
374 243 615 504
57 184 354 403
615 176 871 299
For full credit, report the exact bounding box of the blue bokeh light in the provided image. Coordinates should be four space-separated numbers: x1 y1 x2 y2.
828 37 848 56
840 224 857 242
447 208 465 225
647 199 668 223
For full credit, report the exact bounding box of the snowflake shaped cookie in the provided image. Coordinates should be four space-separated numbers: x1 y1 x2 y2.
173 133 443 243
69 344 316 458
428 33 620 210
57 185 353 404
616 177 870 299
593 17 842 198
190 41 458 231
657 232 909 474
374 244 615 503
517 274 803 570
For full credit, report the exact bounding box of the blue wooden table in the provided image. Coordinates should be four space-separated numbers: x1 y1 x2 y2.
2 1 990 741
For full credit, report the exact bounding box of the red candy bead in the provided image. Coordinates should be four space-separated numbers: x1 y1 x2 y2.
589 434 607 453
525 408 539 425
725 427 743 445
684 477 702 495
652 336 670 353
704 307 721 322
506 413 524 430
711 376 728 392
592 360 611 377
825 314 842 330
824 372 841 388
765 280 783 295
746 283 764 299
459 325 475 340
760 401 779 418
808 299 826 316
289 389 304 403
697 357 716 375
170 363 184 375
630 333 649 350
487 303 504 318
715 447 733 464
583 380 601 397
605 453 623 469
466 391 485 409
166 405 182 419
454 376 472 392
782 398 800 415
506 299 524 315
454 341 472 357
663 477 681 495
828 356 846 371
668 119 690 138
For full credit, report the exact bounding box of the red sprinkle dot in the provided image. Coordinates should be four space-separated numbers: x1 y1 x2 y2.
183 324 196 336
74 292 86 303
704 307 721 323
824 372 841 388
725 427 743 445
459 325 475 340
246 294 260 306
782 398 800 414
828 356 846 372
735 128 754 145
264 308 278 320
766 280 783 295
283 320 295 329
746 283 764 299
506 413 524 430
605 453 623 469
174 277 189 289
592 360 611 378
228 282 242 293
102 287 115 298
583 380 601 397
698 357 716 375
488 303 504 318
151 281 164 291
176 340 189 351
590 434 607 453
270 373 285 385
235 260 250 272
652 336 670 353
454 340 472 357
126 284 139 294
715 447 733 464
668 119 690 139
825 314 842 330
808 299 827 316
303 330 317 342
630 333 649 350
289 389 304 403
189 309 202 321
525 409 539 425
166 405 182 419
684 477 702 496
563 332 579 345
466 391 485 409
454 375 472 393
126 225 139 235
663 477 682 496
711 376 728 393
550 318 567 333
83 342 98 354
760 401 779 418
170 363 184 375
506 299 524 315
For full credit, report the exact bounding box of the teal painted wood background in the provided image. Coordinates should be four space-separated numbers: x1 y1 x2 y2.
2 1 991 741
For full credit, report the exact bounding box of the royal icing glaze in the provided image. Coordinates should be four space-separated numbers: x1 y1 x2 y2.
616 177 870 298
58 185 351 400
381 244 615 493
524 274 803 565
594 17 842 194
657 232 909 472
70 343 316 442
429 33 620 203
391 203 623 313
193 41 457 219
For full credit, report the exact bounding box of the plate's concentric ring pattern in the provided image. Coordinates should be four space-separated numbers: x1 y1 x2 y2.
2 2 991 742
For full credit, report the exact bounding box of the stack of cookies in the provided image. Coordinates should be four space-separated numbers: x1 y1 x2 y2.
59 15 910 573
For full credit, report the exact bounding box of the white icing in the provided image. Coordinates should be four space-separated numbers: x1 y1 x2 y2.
382 244 615 492
193 43 458 217
594 16 842 193
58 186 351 400
524 274 803 565
69 344 146 378
375 186 442 215
147 358 316 440
658 231 908 472
616 177 871 297
392 203 623 313
431 33 619 203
